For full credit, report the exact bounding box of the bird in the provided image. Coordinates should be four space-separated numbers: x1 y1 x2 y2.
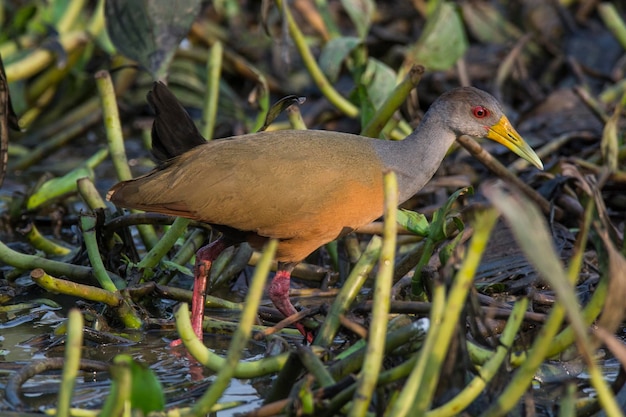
107 82 543 342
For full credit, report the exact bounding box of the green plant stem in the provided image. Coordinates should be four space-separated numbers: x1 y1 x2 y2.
210 244 254 289
99 357 132 417
321 323 427 417
386 277 446 417
287 104 307 130
349 172 397 417
5 31 88 81
56 0 85 32
95 70 130 181
158 229 207 285
24 47 85 119
96 69 158 250
27 166 94 210
148 283 243 311
276 0 359 118
80 214 119 293
137 217 191 273
297 345 336 387
176 302 310 378
320 319 428 417
203 40 223 139
314 236 382 347
426 298 529 417
11 102 102 170
410 237 436 298
88 0 106 37
387 209 498 417
30 268 121 306
414 209 498 413
56 309 83 417
325 318 427 384
361 64 424 138
80 214 142 329
24 224 72 256
0 239 95 281
599 3 626 50
78 177 107 210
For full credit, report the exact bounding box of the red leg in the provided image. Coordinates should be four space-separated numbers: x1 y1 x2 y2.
171 238 229 347
268 264 312 342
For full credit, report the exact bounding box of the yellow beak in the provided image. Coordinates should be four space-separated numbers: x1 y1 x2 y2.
486 115 543 170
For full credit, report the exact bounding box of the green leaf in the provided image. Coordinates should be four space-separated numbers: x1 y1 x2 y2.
129 358 165 414
397 209 429 237
439 229 465 266
407 2 468 71
601 107 620 171
113 354 165 414
461 1 520 44
428 187 472 241
259 95 305 131
319 37 362 82
362 58 397 111
161 260 192 276
105 0 202 79
341 0 375 39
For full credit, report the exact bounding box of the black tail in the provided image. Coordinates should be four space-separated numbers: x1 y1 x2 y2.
147 82 207 162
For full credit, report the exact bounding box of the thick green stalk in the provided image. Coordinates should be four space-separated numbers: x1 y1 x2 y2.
203 41 223 139
80 214 119 293
31 269 121 306
387 209 498 417
5 31 88 81
0 239 94 281
95 70 130 181
386 278 446 417
313 236 382 346
96 69 158 249
24 224 71 256
137 217 191 272
426 298 529 417
599 3 626 50
56 309 83 417
11 103 102 170
413 209 498 413
349 171 397 417
175 253 296 380
361 65 424 138
77 177 107 210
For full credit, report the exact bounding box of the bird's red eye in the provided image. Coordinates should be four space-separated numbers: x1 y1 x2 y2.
472 106 489 118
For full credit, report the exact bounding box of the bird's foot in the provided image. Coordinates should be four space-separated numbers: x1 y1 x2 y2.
170 239 229 348
269 269 313 343
297 323 314 344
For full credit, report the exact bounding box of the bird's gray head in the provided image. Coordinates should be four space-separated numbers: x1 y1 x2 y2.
428 86 543 169
432 86 506 138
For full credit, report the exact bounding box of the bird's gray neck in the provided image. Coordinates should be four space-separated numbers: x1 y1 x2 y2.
372 110 457 204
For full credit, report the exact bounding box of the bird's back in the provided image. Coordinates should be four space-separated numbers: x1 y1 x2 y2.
108 130 386 261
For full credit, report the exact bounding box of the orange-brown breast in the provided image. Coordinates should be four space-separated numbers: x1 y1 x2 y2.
108 130 386 262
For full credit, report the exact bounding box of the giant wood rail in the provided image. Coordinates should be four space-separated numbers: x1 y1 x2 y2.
107 82 543 342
